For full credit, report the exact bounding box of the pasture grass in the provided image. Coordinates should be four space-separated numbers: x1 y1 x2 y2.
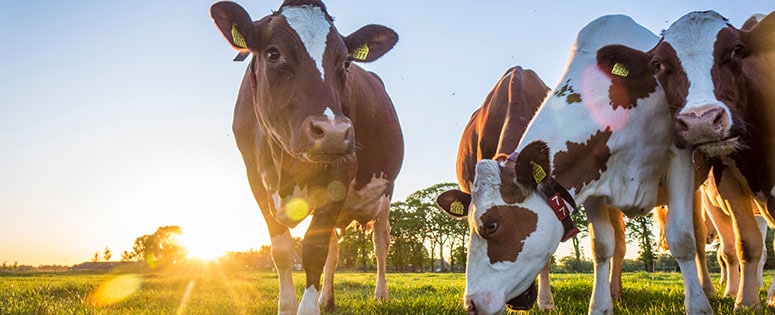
2 266 775 314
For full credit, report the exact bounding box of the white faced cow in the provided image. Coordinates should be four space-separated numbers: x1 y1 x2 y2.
210 1 403 314
604 10 775 310
437 15 718 315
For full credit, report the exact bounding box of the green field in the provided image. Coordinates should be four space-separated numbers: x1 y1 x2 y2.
3 266 775 314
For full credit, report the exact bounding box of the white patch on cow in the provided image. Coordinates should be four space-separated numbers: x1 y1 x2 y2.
298 286 320 315
282 6 331 80
323 107 335 120
663 12 732 120
343 173 390 212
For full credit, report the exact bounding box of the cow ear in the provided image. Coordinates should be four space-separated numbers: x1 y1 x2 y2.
513 141 551 189
436 190 471 219
344 24 398 62
742 11 775 56
596 44 657 108
211 2 259 57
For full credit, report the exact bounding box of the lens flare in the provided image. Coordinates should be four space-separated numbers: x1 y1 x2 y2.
327 181 347 201
286 198 310 221
85 274 142 307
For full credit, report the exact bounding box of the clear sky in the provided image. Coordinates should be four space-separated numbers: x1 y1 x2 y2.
1 1 772 266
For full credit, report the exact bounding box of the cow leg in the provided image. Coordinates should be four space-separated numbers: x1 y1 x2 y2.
318 231 338 312
270 229 299 315
718 166 762 310
537 262 555 311
298 210 338 315
609 209 625 302
755 215 767 288
704 190 738 297
585 197 615 315
768 235 775 307
664 149 711 314
372 196 390 302
693 189 715 298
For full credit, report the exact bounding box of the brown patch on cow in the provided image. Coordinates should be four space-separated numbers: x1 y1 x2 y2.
650 42 690 115
596 45 658 110
554 79 582 104
711 27 748 134
499 165 526 204
552 129 613 192
480 205 538 264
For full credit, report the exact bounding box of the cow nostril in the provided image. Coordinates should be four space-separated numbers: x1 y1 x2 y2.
467 300 477 312
675 118 689 132
712 109 727 130
310 124 325 139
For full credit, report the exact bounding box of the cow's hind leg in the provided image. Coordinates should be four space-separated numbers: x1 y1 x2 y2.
270 230 299 315
610 209 625 302
318 231 339 311
372 196 390 301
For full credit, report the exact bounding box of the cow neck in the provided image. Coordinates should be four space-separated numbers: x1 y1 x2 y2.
506 152 581 242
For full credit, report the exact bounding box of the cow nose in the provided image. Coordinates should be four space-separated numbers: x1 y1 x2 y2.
675 105 729 144
466 300 477 315
306 116 354 154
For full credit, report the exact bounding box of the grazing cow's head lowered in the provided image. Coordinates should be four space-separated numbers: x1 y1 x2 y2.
211 1 397 163
598 11 775 156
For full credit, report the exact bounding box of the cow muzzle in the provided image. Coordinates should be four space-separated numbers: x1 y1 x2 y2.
674 105 738 156
301 115 355 162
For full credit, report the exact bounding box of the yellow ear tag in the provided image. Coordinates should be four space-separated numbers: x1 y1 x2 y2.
352 44 370 61
450 200 465 215
231 24 247 48
531 161 547 184
611 63 629 77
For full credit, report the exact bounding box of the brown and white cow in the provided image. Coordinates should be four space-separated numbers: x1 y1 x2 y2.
436 66 628 311
210 1 403 314
603 10 775 310
437 15 717 315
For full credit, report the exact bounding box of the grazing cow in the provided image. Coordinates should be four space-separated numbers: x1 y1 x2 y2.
437 15 717 315
210 1 403 314
437 66 628 311
603 10 775 310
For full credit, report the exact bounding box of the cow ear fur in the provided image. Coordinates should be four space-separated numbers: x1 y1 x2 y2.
513 141 551 189
211 2 259 56
596 44 657 108
344 24 398 62
436 190 471 219
742 11 775 56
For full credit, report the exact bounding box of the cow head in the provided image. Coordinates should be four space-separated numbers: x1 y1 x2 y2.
437 141 576 314
596 11 775 156
211 1 398 163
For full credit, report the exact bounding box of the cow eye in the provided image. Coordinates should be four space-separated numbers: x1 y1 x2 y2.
265 48 281 61
649 59 662 72
731 44 745 58
482 221 499 236
344 60 352 69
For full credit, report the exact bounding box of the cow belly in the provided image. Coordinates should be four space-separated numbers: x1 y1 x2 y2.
339 173 391 227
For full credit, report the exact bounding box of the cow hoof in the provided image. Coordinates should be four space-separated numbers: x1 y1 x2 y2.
734 302 761 312
319 295 334 312
538 302 555 311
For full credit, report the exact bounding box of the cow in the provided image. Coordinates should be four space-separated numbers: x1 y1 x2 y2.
436 65 628 311
436 14 720 315
602 10 775 310
209 1 403 314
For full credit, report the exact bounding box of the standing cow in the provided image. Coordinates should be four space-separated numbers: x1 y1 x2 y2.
437 14 719 315
437 66 628 311
210 1 403 314
602 10 775 310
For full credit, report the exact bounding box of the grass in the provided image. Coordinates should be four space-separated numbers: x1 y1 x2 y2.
3 266 775 314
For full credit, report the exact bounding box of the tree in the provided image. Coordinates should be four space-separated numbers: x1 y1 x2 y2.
625 216 657 272
339 225 374 271
388 201 430 271
92 251 100 262
103 246 112 262
570 206 590 273
128 226 187 267
121 250 133 262
402 182 465 272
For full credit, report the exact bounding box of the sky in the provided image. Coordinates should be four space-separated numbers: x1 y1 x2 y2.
1 1 772 266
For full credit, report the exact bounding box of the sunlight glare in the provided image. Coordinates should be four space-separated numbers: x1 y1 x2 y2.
178 233 227 261
85 274 143 307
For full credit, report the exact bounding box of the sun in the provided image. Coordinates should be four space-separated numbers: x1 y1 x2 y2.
177 233 227 261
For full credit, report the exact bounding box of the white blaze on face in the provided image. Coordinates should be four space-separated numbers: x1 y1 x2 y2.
323 107 335 120
663 12 729 114
282 5 331 81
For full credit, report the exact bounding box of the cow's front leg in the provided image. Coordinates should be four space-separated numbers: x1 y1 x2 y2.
270 229 298 315
537 262 555 311
298 211 338 315
609 209 625 302
318 231 338 312
372 196 390 301
665 148 711 315
586 197 614 315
